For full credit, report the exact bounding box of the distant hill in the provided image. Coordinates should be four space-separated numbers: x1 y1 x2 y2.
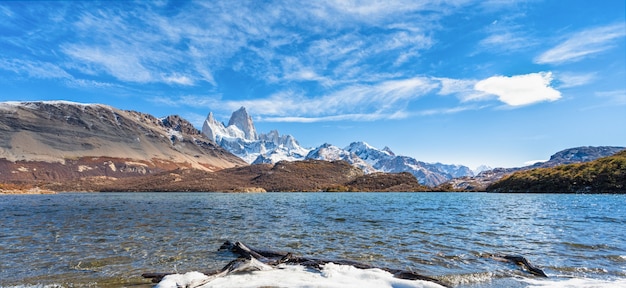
443 146 624 191
487 150 626 193
0 101 246 183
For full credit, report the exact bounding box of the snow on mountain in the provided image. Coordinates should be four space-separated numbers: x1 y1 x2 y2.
346 141 474 186
305 143 376 173
227 107 257 140
202 108 474 186
345 141 394 166
472 165 492 175
201 107 311 164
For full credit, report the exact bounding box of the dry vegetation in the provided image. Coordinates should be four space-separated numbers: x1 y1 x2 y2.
488 150 626 193
31 160 430 192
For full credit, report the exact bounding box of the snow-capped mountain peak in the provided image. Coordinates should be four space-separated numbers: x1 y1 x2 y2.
227 107 257 141
306 143 376 173
201 107 311 164
345 141 394 166
202 109 474 186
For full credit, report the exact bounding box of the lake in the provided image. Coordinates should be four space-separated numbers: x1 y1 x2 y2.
1 192 624 287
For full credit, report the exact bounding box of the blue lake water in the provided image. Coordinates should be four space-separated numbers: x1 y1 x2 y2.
0 192 624 287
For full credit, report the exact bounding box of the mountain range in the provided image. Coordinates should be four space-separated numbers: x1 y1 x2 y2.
0 101 622 193
201 107 474 186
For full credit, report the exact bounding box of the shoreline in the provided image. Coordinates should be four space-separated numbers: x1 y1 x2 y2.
0 187 56 195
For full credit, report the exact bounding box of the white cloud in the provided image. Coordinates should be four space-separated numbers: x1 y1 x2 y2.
162 74 194 86
535 23 626 64
474 72 561 106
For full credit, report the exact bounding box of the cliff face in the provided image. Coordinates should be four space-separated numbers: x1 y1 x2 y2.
0 101 246 182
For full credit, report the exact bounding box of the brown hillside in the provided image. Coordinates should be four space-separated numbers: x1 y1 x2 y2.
0 101 246 183
42 160 425 193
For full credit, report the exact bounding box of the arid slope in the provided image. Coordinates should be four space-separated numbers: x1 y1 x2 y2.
0 101 245 182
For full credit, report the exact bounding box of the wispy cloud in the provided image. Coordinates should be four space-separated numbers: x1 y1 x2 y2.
474 72 561 106
4 0 611 125
478 32 535 53
554 72 596 89
535 23 626 64
596 90 626 106
62 45 153 83
159 76 440 122
162 74 194 86
0 58 72 79
244 76 438 118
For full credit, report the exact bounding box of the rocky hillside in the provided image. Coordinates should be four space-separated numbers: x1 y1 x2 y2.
443 146 624 191
45 160 430 192
0 101 245 182
487 150 626 193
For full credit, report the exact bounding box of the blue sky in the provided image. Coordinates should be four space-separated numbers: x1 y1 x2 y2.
1 0 625 169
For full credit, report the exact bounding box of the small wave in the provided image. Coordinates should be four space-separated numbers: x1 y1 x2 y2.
561 242 611 250
551 266 609 275
438 271 498 286
607 255 626 262
520 277 626 288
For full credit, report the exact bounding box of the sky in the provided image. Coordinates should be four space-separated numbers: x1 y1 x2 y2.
1 0 625 169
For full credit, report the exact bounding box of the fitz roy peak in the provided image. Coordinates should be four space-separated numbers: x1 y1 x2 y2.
202 107 474 186
201 107 310 164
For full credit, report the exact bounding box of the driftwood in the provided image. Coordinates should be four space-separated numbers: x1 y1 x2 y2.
143 240 449 287
142 241 548 287
484 253 548 277
221 241 448 285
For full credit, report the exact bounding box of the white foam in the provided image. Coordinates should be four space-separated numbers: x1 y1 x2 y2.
521 277 626 288
155 263 446 288
156 271 211 288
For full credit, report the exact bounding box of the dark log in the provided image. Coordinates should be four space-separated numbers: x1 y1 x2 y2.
485 253 548 277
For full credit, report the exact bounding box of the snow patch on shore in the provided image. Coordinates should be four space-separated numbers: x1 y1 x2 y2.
156 263 446 288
